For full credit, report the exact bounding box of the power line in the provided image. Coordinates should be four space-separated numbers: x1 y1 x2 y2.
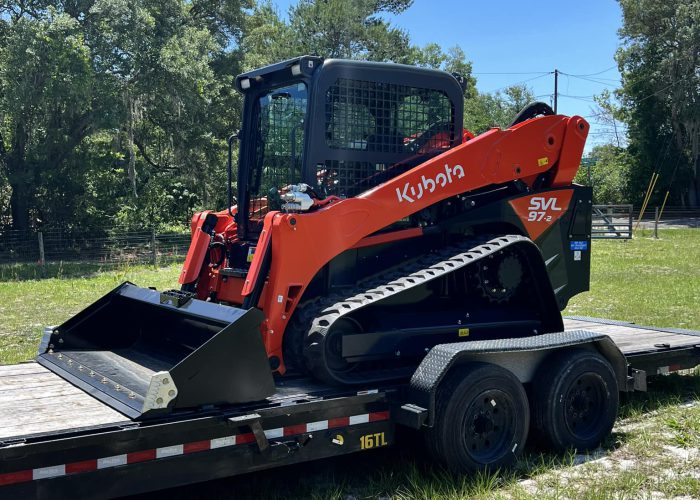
635 72 695 103
558 94 597 102
562 74 621 87
484 72 554 94
564 65 618 77
472 71 552 75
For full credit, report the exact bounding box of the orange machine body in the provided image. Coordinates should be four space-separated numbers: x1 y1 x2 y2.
179 113 589 373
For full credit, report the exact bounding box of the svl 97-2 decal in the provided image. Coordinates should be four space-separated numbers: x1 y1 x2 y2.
509 190 573 240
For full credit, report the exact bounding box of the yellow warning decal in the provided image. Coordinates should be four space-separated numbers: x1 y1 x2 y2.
246 247 256 263
538 157 549 167
458 328 470 337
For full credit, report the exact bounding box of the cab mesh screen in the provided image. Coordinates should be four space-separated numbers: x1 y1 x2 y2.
321 78 455 198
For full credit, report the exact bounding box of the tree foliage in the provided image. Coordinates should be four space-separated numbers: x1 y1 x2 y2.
464 85 535 134
616 0 700 207
0 0 251 230
0 0 537 231
575 144 633 204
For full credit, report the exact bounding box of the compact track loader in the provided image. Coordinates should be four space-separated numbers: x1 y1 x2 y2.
37 56 592 419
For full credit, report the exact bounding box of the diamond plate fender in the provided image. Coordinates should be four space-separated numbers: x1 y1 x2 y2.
407 330 628 427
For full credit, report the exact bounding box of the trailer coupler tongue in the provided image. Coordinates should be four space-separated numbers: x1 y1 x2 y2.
35 283 275 420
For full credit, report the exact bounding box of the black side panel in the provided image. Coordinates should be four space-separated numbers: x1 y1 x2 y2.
440 184 593 309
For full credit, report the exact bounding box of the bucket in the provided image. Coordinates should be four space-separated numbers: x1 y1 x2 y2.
36 283 275 419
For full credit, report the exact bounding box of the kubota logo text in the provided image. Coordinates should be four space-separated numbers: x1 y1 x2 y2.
527 196 562 222
396 164 465 203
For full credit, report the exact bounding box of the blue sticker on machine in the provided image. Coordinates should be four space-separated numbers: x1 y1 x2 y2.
570 241 589 251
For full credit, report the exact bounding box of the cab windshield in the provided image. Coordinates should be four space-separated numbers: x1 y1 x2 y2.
249 82 308 217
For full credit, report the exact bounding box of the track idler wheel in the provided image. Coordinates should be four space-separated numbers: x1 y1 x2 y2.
304 316 363 384
323 317 362 374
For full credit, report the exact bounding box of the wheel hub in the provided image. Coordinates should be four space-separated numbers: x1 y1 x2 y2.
565 374 604 436
463 391 512 460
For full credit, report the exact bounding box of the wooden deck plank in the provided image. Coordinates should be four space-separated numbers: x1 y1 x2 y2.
563 318 700 354
0 411 129 440
0 362 128 439
0 389 101 409
0 383 78 403
0 363 47 377
0 373 70 388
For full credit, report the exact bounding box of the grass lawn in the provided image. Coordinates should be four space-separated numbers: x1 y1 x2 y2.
0 261 182 364
565 228 700 330
0 228 699 499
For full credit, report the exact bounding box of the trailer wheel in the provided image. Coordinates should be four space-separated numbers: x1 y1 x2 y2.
531 349 618 452
425 362 529 472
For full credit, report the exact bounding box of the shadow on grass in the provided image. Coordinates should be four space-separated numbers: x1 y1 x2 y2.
618 371 700 420
135 374 700 500
136 430 626 500
0 258 183 282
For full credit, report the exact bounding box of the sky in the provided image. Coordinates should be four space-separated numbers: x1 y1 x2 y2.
271 0 625 151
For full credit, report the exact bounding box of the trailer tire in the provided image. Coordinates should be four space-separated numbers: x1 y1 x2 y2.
531 349 618 452
425 362 529 472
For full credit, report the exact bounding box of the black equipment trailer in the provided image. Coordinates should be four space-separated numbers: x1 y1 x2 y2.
1 317 699 499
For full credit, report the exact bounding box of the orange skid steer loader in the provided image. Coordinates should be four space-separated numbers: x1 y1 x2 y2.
37 56 591 419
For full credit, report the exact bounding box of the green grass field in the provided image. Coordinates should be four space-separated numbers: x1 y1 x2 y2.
565 228 700 331
1 229 699 499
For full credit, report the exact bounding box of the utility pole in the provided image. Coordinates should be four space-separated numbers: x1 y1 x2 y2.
553 69 558 113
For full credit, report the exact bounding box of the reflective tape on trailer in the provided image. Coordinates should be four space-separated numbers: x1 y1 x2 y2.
0 410 390 487
657 364 682 375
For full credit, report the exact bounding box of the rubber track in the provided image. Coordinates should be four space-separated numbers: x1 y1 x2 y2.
303 234 532 385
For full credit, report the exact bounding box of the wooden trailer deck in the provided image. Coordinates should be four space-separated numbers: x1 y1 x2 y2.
0 362 128 440
563 317 700 355
1 318 699 441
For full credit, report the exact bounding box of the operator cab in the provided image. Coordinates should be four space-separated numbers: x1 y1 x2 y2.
234 56 465 240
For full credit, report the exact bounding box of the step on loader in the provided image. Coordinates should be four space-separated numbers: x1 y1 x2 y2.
37 56 592 419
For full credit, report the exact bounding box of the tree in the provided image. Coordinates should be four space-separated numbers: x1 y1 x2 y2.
242 0 421 69
464 85 536 134
616 0 700 206
242 0 475 78
591 89 626 148
0 13 98 230
574 144 633 204
0 0 251 230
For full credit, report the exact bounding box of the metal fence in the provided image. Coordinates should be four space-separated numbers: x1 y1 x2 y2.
1 204 699 265
632 207 700 229
0 228 191 265
592 205 633 239
592 205 700 239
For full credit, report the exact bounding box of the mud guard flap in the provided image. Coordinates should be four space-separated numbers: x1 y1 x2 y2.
36 283 275 419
